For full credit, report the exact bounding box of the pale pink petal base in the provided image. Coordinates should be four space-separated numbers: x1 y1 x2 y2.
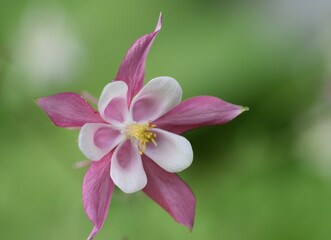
83 153 114 240
98 81 128 123
81 91 99 106
78 123 122 161
131 77 182 122
154 96 246 134
73 159 93 169
143 157 195 230
111 140 147 193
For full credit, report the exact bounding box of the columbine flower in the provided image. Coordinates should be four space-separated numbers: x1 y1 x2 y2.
36 13 247 240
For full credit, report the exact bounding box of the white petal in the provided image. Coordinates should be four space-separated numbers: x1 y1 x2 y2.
78 123 122 161
130 77 182 122
98 81 129 123
144 128 193 172
111 140 147 193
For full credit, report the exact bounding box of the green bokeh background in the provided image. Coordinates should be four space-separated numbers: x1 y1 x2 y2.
1 1 331 239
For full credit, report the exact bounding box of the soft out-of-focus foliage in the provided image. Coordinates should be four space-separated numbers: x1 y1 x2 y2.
1 1 331 240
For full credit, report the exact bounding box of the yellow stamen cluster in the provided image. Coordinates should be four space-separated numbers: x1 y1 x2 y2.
125 122 157 155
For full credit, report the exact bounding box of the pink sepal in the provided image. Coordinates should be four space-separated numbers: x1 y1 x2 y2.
115 13 162 104
143 157 195 230
154 96 246 134
36 92 104 128
83 153 114 240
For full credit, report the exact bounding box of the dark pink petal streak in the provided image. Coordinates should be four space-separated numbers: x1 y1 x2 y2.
115 13 162 104
143 157 195 229
36 92 104 128
83 153 114 240
154 96 245 134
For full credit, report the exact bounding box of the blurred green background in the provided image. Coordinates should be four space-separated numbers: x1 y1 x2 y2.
1 0 331 239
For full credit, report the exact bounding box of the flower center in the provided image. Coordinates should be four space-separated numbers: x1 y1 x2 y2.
125 122 157 155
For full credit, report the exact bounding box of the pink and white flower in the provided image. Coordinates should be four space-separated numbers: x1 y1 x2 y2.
36 13 247 240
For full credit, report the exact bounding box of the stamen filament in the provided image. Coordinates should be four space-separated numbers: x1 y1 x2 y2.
125 122 157 155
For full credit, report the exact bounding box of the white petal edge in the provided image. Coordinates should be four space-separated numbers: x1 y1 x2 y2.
130 77 182 122
111 140 147 193
78 123 122 161
144 128 193 173
98 81 129 123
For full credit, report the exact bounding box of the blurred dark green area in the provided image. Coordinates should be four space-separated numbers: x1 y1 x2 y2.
1 0 331 239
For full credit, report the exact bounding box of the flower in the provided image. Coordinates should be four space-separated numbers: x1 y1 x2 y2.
36 13 247 240
78 75 194 194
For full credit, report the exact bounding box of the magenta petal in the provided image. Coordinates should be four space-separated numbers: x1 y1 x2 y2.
154 96 247 134
142 157 195 229
83 153 114 240
115 13 162 104
36 92 104 128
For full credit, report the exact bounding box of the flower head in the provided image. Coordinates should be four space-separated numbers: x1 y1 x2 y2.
36 13 247 240
78 76 193 194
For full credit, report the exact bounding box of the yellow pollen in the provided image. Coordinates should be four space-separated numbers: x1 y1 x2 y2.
125 123 157 155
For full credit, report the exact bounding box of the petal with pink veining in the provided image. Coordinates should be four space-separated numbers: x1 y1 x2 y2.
111 140 147 193
78 123 122 161
142 157 195 230
154 96 247 134
115 13 162 104
36 92 104 128
83 153 114 240
130 77 182 122
144 128 193 173
98 81 129 124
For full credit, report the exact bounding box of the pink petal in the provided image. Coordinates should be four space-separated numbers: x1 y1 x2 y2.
115 13 162 105
145 128 193 173
130 77 182 122
142 157 195 230
154 96 247 134
36 92 104 128
78 123 122 161
98 81 129 123
83 153 114 240
111 140 147 193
